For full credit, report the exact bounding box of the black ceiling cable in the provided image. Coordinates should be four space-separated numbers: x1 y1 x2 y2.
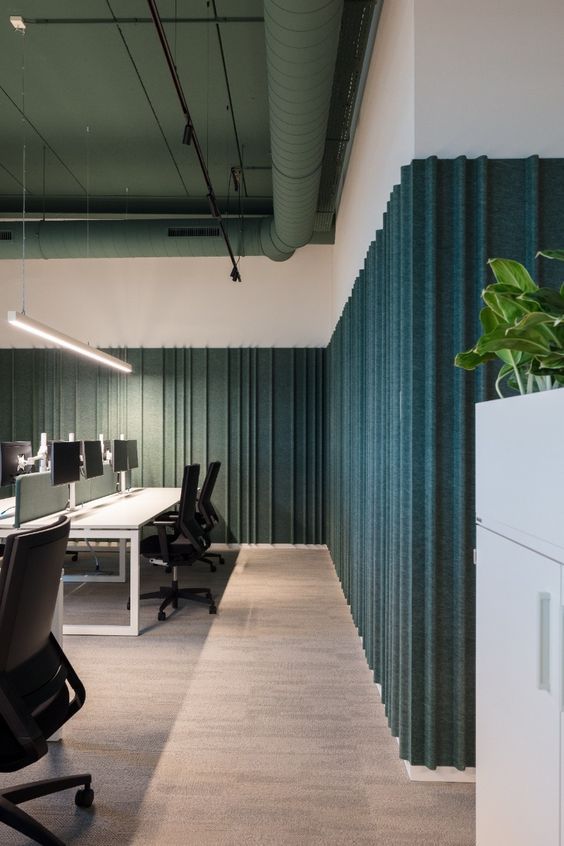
146 0 242 282
211 0 248 197
105 0 190 197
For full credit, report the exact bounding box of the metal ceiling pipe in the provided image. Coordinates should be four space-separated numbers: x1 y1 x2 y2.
0 219 271 259
261 0 343 261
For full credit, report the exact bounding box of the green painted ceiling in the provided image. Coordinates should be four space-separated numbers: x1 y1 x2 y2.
0 0 378 232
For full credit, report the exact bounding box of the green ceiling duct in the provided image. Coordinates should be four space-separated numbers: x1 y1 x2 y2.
0 219 274 259
261 0 344 261
0 0 343 264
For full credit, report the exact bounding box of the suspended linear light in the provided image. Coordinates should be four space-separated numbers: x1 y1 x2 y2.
7 312 133 374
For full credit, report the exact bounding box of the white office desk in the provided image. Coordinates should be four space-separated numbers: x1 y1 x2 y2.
0 487 181 637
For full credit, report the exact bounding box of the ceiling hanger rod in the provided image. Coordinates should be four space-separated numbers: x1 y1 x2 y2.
146 0 241 282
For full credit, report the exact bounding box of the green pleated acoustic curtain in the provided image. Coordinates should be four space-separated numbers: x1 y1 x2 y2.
0 347 324 544
325 156 564 770
2 156 564 770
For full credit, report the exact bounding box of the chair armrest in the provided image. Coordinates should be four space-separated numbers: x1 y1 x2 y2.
48 633 86 718
156 522 172 562
0 673 47 762
155 509 178 521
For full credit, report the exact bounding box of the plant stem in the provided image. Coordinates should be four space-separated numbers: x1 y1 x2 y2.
510 354 526 394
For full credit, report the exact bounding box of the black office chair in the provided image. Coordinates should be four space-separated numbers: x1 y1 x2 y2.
196 461 225 572
138 464 217 621
0 516 94 846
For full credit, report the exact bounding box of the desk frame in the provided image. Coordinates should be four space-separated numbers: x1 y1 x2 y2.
63 527 139 636
0 488 180 638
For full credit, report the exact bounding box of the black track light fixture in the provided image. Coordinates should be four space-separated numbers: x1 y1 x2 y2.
182 122 193 146
146 0 242 284
230 166 241 193
207 193 221 219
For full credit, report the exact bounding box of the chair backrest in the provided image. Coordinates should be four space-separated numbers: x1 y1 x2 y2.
0 516 70 680
198 461 221 530
0 515 87 771
177 464 206 547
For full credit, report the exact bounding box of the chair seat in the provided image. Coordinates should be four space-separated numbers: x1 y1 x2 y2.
140 532 197 560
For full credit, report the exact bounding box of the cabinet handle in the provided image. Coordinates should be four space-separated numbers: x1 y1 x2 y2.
538 593 551 691
562 608 564 712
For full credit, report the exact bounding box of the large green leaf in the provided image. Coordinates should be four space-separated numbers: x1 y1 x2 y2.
495 348 526 366
519 288 564 316
537 249 564 262
511 312 564 346
454 348 495 370
533 352 564 368
487 258 537 292
483 287 535 323
476 334 551 356
514 311 555 328
479 306 500 333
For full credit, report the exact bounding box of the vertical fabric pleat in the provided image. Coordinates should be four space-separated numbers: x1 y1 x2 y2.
325 155 564 770
0 346 324 544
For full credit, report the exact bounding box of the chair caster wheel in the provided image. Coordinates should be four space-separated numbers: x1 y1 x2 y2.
210 564 217 573
158 611 166 621
126 599 130 610
75 787 94 808
219 556 225 565
209 605 217 614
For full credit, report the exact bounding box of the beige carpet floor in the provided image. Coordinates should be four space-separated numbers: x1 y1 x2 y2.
1 548 475 845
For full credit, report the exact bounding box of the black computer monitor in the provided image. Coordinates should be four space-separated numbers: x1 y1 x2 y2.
126 439 138 470
81 440 104 479
112 440 129 473
0 441 33 487
50 441 81 486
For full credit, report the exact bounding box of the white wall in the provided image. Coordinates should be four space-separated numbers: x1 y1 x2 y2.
414 0 564 158
332 0 415 330
332 0 564 336
0 246 333 348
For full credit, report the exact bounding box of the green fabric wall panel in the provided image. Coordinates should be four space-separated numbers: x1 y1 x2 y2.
272 349 293 543
140 348 165 487
206 349 230 539
256 349 273 541
325 156 564 770
0 346 324 543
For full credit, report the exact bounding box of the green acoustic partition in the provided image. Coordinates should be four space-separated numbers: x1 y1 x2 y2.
15 472 68 528
0 347 324 544
75 463 116 506
325 156 564 770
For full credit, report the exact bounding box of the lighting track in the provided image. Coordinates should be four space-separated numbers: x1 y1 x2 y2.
21 17 264 26
146 0 242 282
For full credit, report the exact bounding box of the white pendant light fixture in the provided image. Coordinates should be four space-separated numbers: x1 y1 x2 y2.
6 17 132 375
7 312 133 373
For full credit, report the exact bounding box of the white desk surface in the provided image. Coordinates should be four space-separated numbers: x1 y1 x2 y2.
64 487 180 530
0 487 180 534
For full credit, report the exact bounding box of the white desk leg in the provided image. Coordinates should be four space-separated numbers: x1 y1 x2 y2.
119 537 126 582
130 532 140 635
49 575 64 742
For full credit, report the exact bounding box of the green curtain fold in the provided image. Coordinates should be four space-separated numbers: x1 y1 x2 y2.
325 155 564 769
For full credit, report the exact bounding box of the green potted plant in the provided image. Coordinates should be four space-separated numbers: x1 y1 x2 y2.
455 252 564 397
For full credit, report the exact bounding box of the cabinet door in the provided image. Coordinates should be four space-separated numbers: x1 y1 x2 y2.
476 527 562 846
